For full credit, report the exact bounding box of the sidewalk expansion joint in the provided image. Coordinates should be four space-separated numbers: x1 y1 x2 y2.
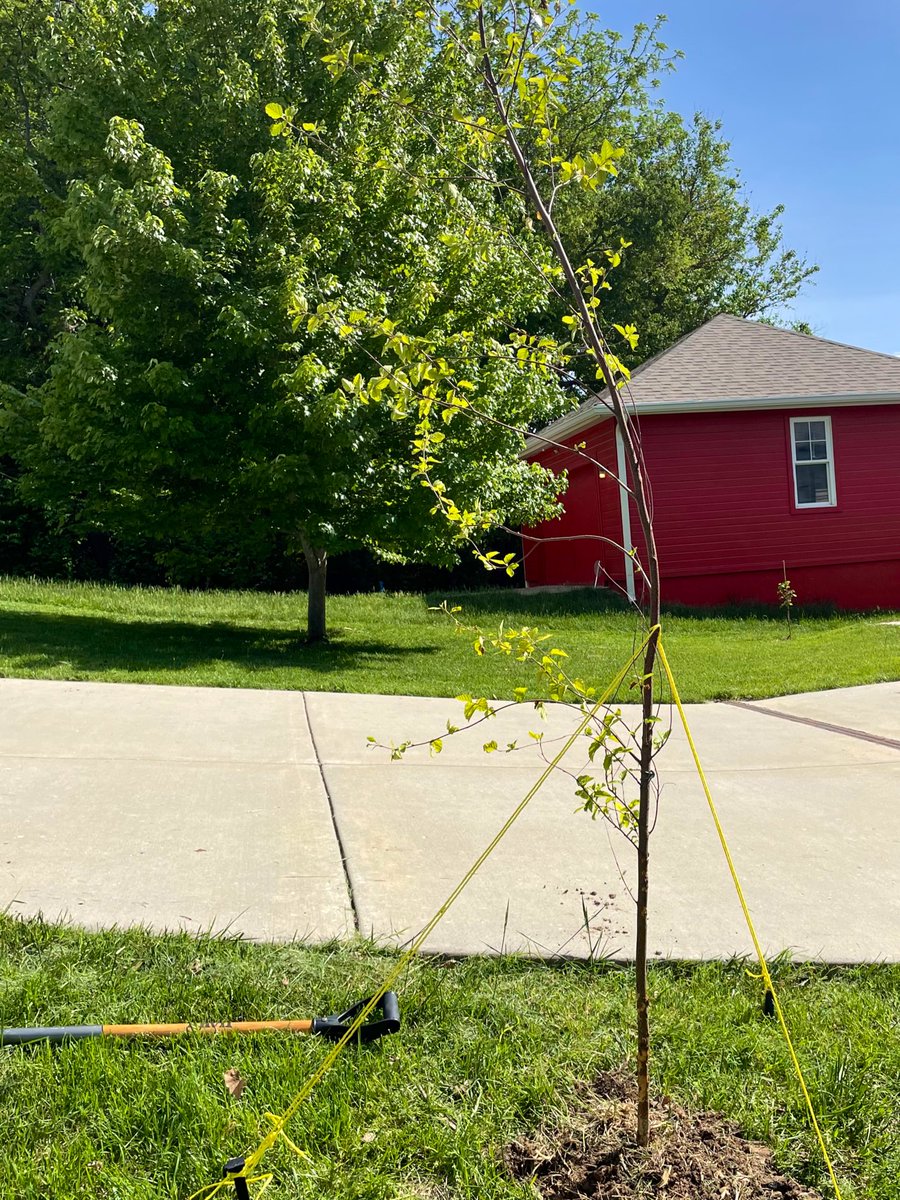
301 692 361 933
724 700 900 752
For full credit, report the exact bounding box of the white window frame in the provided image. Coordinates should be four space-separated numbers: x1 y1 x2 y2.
790 415 837 509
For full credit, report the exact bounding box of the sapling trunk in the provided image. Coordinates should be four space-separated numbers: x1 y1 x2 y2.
634 622 660 1144
477 6 662 1147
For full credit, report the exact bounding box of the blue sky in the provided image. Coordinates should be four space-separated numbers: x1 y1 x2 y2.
585 1 900 354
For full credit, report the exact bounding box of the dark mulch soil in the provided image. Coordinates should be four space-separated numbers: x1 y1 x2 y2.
505 1071 823 1199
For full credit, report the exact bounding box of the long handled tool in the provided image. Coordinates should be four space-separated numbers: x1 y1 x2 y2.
0 990 400 1047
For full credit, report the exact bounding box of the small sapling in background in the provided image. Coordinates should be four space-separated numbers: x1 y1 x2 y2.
777 562 797 637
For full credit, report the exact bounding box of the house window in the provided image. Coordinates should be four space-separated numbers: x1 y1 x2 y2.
790 416 836 508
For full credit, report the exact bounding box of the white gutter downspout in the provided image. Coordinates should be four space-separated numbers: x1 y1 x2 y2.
615 426 636 602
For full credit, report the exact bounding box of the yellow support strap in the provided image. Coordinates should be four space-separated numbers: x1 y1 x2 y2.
656 638 843 1199
198 630 844 1200
191 631 657 1198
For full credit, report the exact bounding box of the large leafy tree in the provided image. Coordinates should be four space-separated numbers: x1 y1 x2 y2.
0 3 816 628
0 0 63 393
1 0 563 637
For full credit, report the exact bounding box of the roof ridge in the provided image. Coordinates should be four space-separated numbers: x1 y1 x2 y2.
594 312 733 401
621 318 715 383
563 311 900 422
717 311 900 364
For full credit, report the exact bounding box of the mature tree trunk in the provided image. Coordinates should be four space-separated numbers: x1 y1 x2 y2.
299 534 328 643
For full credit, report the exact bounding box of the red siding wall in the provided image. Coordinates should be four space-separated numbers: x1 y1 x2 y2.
525 403 900 610
524 420 625 591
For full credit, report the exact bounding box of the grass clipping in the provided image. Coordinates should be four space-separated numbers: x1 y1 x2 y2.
505 1071 823 1199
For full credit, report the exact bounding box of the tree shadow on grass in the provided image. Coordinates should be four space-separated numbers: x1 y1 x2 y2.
0 610 437 679
425 587 631 619
426 587 847 623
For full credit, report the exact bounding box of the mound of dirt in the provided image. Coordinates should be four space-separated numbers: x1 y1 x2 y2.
505 1071 823 1199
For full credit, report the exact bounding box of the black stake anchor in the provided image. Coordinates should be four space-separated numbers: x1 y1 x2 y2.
223 1156 251 1199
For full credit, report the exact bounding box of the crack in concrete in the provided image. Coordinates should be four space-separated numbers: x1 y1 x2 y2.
301 691 360 933
724 700 900 752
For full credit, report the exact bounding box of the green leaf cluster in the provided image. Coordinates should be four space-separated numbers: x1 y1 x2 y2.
0 0 566 600
0 0 816 610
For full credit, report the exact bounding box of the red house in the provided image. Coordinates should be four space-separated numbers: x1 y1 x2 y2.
523 315 900 610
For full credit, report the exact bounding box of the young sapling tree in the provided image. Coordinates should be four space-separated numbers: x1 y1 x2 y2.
460 0 663 1146
778 562 798 637
286 0 669 1148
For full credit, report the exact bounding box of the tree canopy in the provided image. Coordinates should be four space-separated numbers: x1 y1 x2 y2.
0 1 817 632
1 0 565 634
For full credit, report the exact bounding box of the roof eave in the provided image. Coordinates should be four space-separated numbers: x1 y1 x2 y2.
629 391 900 415
524 403 611 452
526 391 900 454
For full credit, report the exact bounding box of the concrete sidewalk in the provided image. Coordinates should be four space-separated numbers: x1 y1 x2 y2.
1 677 897 961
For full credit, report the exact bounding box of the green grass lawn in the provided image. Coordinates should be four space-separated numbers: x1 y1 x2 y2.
0 577 897 701
0 917 895 1199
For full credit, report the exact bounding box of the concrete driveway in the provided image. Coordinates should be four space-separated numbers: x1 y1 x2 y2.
1 677 897 961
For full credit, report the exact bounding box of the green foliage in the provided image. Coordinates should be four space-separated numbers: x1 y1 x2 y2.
778 577 798 613
0 0 566 614
0 0 817 605
542 19 818 367
778 568 798 638
380 602 658 847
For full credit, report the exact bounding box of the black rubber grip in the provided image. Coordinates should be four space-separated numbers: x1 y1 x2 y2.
310 990 401 1043
380 991 400 1031
1 1025 104 1046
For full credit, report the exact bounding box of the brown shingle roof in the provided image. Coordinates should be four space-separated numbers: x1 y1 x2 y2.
614 313 900 403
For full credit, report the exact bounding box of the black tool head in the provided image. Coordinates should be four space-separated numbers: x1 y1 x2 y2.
311 991 400 1044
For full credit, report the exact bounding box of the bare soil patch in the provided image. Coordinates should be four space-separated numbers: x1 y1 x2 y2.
506 1070 823 1199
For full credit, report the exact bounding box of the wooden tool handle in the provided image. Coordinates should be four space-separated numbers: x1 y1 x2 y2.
102 1019 314 1037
